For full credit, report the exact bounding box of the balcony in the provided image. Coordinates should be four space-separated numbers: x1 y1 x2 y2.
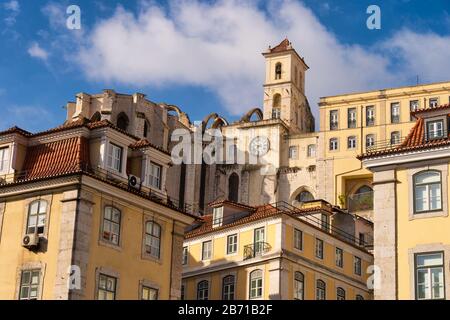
347 191 373 213
243 242 271 260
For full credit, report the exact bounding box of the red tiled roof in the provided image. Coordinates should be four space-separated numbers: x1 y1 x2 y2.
185 203 323 239
23 136 89 180
269 38 291 53
0 126 32 136
411 104 450 116
208 199 256 211
359 107 450 159
129 139 170 155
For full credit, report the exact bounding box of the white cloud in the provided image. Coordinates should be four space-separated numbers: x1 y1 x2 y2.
41 2 67 30
75 0 450 119
3 0 20 26
28 42 49 61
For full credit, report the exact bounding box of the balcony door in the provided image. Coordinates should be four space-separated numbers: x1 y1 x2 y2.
254 227 265 256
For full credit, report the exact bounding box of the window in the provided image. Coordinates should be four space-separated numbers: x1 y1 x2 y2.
148 162 162 189
19 269 40 300
26 200 47 235
329 138 338 151
390 131 401 145
98 274 117 300
356 294 364 300
294 229 303 250
320 214 329 231
145 221 161 258
315 238 324 259
410 100 419 121
347 136 357 149
272 107 281 119
391 103 400 123
296 190 314 203
354 256 362 276
366 106 375 126
330 110 338 130
182 246 188 265
222 275 235 300
254 227 265 256
336 287 346 300
107 143 123 172
414 171 442 213
213 207 224 227
336 247 343 268
415 252 445 300
249 270 263 299
141 286 158 300
197 280 209 300
316 280 326 300
347 108 357 128
202 240 212 260
102 206 121 245
294 272 304 300
289 146 298 159
365 134 375 148
359 232 366 246
227 234 238 254
0 147 9 173
307 144 316 157
116 112 129 131
228 173 239 202
275 63 282 80
429 98 439 108
143 120 150 138
427 120 444 140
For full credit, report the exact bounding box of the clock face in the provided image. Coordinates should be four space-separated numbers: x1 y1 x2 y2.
249 136 270 156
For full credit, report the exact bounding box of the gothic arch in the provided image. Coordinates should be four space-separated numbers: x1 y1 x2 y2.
228 172 239 203
290 186 316 205
91 111 101 122
116 112 129 131
240 108 263 123
162 103 192 126
202 113 228 133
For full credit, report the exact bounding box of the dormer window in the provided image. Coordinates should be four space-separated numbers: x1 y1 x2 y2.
427 120 444 140
212 206 224 228
0 147 10 174
107 143 123 172
275 63 282 80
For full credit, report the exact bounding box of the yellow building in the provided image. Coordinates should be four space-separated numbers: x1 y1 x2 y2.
0 116 195 300
182 199 373 300
360 103 450 299
318 81 450 219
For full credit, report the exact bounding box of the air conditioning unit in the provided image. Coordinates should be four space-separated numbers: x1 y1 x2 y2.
22 234 39 248
128 174 141 190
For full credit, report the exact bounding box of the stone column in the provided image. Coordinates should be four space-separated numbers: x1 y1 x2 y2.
373 169 397 300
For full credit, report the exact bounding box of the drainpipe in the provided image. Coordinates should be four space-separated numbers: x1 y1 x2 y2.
169 219 175 300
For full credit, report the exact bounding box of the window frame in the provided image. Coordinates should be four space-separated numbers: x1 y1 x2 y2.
410 100 419 121
347 136 357 149
148 161 162 190
307 144 316 158
144 221 161 259
249 269 263 299
329 138 338 151
414 251 445 300
97 273 117 300
336 287 346 300
426 120 444 140
19 269 41 300
101 206 121 246
182 246 188 265
315 238 324 259
288 146 298 159
347 108 357 128
222 275 235 300
197 280 209 300
202 240 212 260
294 228 303 251
365 134 375 148
390 131 401 145
0 146 10 174
391 102 400 123
26 200 48 235
354 256 362 276
330 110 338 130
107 142 123 173
294 271 304 300
141 286 158 300
226 234 238 255
336 247 344 268
316 279 326 300
429 98 439 108
365 106 375 126
413 170 443 214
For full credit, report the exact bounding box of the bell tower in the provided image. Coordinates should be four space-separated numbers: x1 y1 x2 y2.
262 38 314 132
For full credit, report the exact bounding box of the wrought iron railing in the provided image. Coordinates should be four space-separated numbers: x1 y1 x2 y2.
365 136 405 153
243 242 271 260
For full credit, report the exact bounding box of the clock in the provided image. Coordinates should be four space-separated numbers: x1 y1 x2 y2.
249 136 270 156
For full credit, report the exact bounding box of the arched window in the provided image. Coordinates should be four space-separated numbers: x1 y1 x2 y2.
316 280 326 300
249 270 263 299
275 63 282 80
145 221 161 258
222 275 235 300
143 120 150 139
197 280 209 300
355 185 373 195
116 112 129 131
355 294 364 300
26 200 47 234
102 206 121 245
91 111 101 122
228 173 239 202
337 287 346 300
414 170 442 213
272 94 281 119
294 272 304 300
296 190 314 203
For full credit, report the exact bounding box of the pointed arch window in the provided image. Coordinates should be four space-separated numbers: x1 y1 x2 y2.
117 112 129 131
275 63 282 80
228 173 239 202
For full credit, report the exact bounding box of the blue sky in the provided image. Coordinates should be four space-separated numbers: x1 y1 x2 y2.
1 0 450 132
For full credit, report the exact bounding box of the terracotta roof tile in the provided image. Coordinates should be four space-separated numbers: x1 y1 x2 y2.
269 38 291 53
129 139 170 155
0 126 32 136
411 104 450 116
23 136 90 179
